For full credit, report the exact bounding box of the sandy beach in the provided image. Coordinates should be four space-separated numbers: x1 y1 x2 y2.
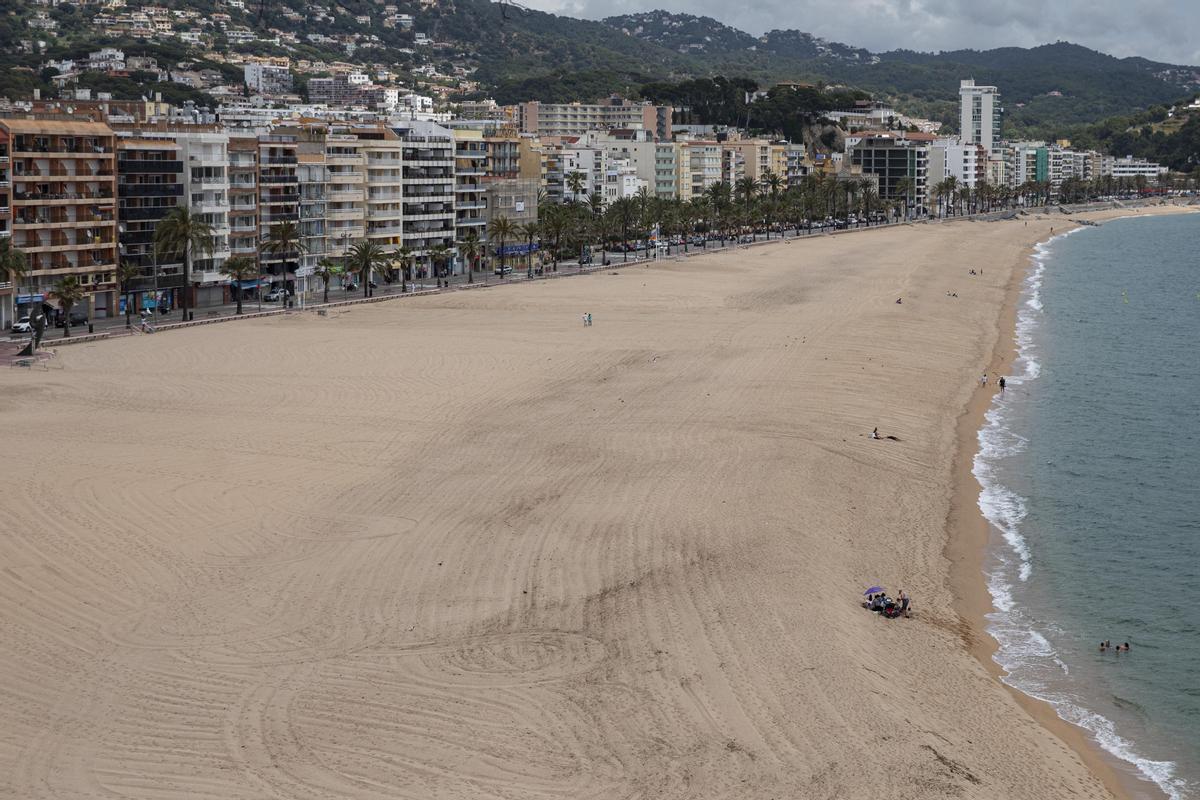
0 206 1188 799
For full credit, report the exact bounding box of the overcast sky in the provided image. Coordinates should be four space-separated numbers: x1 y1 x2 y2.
518 0 1200 66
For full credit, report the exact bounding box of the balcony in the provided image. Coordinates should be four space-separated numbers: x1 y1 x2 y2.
327 208 362 220
119 183 184 198
259 174 297 184
454 183 482 193
118 160 183 174
263 155 298 165
456 200 486 210
260 192 300 203
328 189 364 201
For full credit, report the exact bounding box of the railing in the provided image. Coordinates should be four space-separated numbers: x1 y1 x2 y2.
264 155 297 165
119 160 183 174
259 174 296 184
119 183 183 197
260 193 299 203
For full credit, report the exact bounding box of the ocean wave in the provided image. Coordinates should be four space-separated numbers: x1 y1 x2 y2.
975 229 1188 800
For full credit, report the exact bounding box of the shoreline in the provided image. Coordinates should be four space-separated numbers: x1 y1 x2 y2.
945 204 1195 800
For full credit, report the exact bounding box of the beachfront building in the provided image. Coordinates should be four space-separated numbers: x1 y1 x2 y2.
516 97 672 140
3 118 120 320
848 133 930 211
176 128 231 306
297 142 328 291
484 132 521 180
0 128 10 328
227 135 260 287
960 79 1003 154
1107 155 1168 183
115 132 184 313
357 126 405 262
577 129 676 201
395 119 456 275
561 144 604 202
323 131 366 268
929 140 988 189
257 131 300 293
675 139 722 201
453 128 488 261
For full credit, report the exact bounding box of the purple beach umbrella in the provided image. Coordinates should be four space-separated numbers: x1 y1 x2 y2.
864 586 884 595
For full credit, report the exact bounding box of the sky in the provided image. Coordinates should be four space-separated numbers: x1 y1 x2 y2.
516 0 1200 66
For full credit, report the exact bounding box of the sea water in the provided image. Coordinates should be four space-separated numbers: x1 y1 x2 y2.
975 213 1200 799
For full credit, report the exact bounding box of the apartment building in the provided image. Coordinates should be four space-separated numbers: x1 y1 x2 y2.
484 133 520 180
395 119 456 274
561 144 604 201
0 129 10 327
243 62 293 95
722 139 773 183
848 133 929 209
1107 155 1168 182
3 118 120 320
323 131 366 262
960 79 1003 154
675 140 721 201
453 129 487 260
257 131 300 292
227 136 259 278
356 126 405 257
115 132 183 312
579 129 676 200
518 137 563 204
517 97 672 140
929 140 987 188
297 148 328 284
176 128 231 304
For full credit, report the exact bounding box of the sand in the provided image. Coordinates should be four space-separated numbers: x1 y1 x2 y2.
0 206 1188 799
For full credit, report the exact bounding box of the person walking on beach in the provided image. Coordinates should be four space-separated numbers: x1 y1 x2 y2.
980 373 988 387
999 376 1006 391
898 590 910 617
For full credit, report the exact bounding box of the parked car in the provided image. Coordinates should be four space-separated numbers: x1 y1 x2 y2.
493 265 513 276
54 311 88 328
11 316 32 333
343 281 358 292
738 235 755 244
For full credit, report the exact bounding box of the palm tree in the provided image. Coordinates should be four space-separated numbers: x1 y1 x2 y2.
154 206 214 322
346 240 387 298
539 206 568 272
219 255 258 315
488 216 515 278
585 192 604 220
429 243 451 285
260 220 307 299
609 198 638 262
565 171 586 203
734 176 759 210
516 221 540 277
395 246 413 294
51 275 86 338
116 261 142 329
313 257 342 303
458 229 481 284
895 176 915 220
0 237 29 326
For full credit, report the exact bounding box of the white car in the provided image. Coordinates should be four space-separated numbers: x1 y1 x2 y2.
11 316 32 333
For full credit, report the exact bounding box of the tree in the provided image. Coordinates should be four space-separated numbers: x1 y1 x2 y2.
395 246 413 294
429 243 451 284
488 216 515 278
516 221 540 277
154 206 213 322
219 255 258 315
0 237 29 325
116 261 141 329
313 257 342 304
565 171 586 203
538 206 568 272
458 230 481 284
346 240 387 298
51 275 85 338
585 192 604 220
260 220 307 297
734 176 758 209
609 197 637 262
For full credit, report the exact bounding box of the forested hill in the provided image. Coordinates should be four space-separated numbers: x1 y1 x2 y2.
3 0 1198 138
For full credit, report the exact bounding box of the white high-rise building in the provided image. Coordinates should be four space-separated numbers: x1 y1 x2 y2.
959 79 1002 154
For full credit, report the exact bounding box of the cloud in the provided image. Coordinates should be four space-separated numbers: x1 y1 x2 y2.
519 0 1200 65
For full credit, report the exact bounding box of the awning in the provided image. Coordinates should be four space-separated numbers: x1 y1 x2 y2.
232 279 269 289
16 294 45 304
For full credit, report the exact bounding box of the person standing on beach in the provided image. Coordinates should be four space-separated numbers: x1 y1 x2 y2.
999 377 1006 391
981 373 988 387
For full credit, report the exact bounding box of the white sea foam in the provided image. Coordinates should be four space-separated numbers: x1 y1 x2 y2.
974 228 1188 800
